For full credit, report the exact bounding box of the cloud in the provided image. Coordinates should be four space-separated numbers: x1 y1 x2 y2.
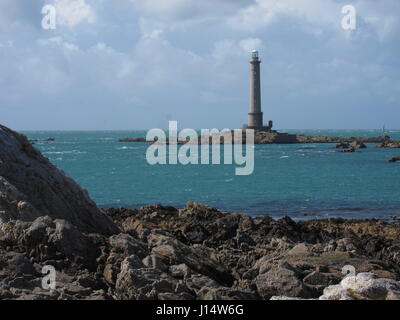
132 0 201 21
1 0 400 130
0 0 42 33
227 0 345 32
239 38 262 53
227 0 400 42
131 0 251 22
54 0 95 28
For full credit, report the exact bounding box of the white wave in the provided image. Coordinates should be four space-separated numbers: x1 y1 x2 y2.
44 150 86 155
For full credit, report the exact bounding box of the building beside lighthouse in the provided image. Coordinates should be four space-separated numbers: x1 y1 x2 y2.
244 50 273 131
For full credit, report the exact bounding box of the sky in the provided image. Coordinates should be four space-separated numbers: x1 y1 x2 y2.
0 0 399 130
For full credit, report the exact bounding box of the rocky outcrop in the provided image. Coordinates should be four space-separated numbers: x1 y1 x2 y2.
320 273 400 300
350 141 367 149
377 140 400 148
335 142 350 149
120 131 392 145
0 203 400 300
296 135 389 144
2 124 400 300
255 262 313 299
0 125 118 235
334 141 366 150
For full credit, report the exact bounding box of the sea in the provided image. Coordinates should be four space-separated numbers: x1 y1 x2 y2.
24 129 400 221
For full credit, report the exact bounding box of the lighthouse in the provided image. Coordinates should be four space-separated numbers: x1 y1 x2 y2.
245 50 273 131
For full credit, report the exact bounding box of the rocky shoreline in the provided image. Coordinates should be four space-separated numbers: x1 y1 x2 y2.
1 124 400 300
119 130 400 147
1 203 400 300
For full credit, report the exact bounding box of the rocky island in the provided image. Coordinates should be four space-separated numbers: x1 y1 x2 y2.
119 130 400 147
1 124 400 300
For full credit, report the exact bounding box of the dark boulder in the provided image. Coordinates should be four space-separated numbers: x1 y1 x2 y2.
351 141 367 149
335 142 350 149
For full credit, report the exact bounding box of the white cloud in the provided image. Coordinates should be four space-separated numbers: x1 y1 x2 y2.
132 0 198 21
362 10 400 41
131 0 250 22
37 36 79 52
239 38 262 53
227 0 400 42
138 17 165 39
1 0 399 129
54 0 95 28
212 38 262 63
227 0 341 32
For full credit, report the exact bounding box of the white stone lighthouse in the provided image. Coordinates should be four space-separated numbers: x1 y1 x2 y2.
245 50 273 131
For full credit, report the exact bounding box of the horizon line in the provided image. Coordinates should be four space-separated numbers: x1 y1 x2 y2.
16 128 400 132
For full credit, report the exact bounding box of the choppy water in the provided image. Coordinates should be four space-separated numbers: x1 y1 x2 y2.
24 130 400 220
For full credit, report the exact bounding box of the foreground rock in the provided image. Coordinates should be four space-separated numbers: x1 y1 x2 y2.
320 273 400 300
0 202 400 300
255 262 313 299
0 125 118 235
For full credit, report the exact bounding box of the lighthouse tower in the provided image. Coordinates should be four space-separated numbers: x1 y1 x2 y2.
246 50 273 131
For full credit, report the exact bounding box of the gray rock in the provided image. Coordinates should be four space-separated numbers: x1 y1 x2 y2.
303 271 341 287
255 262 312 300
109 233 148 258
49 219 100 268
320 272 400 300
115 256 179 300
150 234 234 286
185 274 220 293
3 252 35 276
335 142 350 149
24 216 54 244
103 235 147 285
287 243 311 256
335 238 359 252
142 255 168 272
197 287 258 300
0 124 119 235
157 292 194 300
351 141 367 149
169 264 195 279
74 273 105 291
270 296 312 300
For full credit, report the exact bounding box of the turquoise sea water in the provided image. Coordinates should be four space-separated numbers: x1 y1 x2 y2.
24 130 400 220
